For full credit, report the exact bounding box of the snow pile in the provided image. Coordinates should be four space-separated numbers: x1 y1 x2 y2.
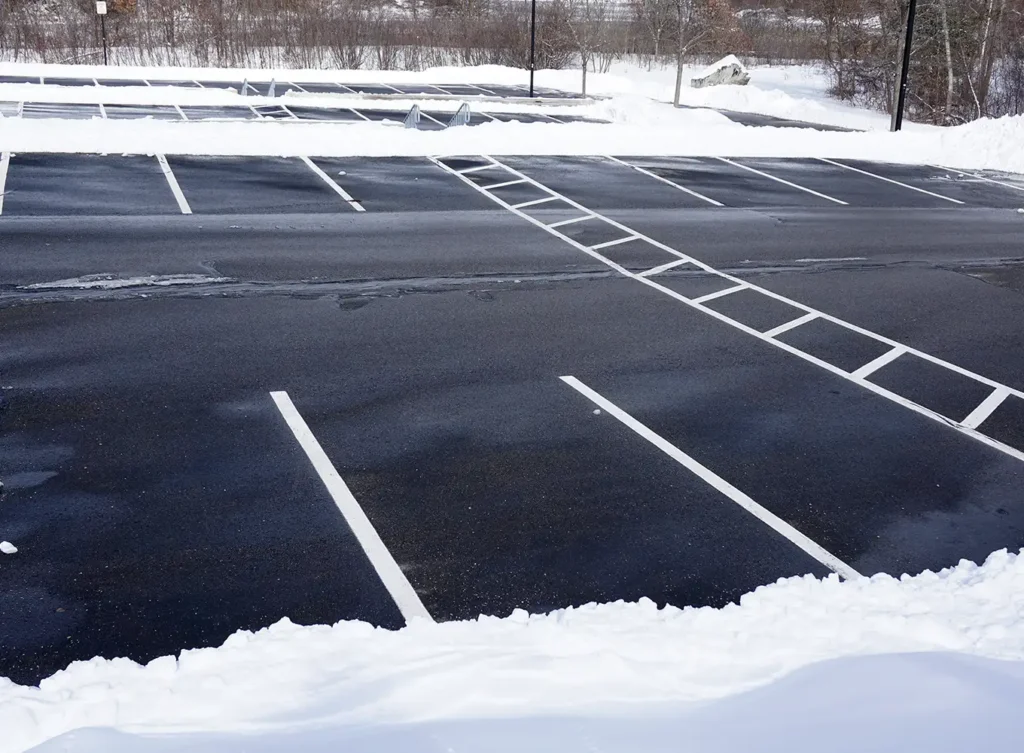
1 107 1021 174
3 549 1024 753
691 55 751 88
21 274 232 290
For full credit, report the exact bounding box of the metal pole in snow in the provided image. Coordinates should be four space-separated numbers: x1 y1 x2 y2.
891 0 917 132
529 0 537 97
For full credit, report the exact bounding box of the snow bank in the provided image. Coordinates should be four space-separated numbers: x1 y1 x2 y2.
1 108 1021 175
22 274 232 290
4 549 1024 753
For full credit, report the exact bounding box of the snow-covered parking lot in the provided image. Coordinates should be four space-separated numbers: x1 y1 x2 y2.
2 59 1024 753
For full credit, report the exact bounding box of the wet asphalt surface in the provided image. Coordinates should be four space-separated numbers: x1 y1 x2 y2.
1 153 1024 685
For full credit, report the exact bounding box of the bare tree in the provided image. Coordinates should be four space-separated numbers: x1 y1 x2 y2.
563 0 610 96
671 0 709 106
632 0 673 60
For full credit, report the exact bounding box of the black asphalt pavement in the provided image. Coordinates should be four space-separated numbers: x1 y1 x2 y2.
1 153 1023 687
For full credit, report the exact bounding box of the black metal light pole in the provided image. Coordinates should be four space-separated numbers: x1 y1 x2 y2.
891 0 917 132
529 0 537 97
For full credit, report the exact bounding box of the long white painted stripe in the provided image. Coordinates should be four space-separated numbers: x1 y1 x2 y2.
174 104 187 121
0 152 10 215
439 156 1024 461
560 376 861 579
300 156 365 212
98 103 107 119
483 178 527 191
156 155 192 215
763 312 819 339
458 163 499 175
962 386 1011 429
548 214 594 228
590 235 638 251
691 283 747 304
931 164 1024 193
851 346 906 379
512 196 558 209
604 156 724 207
639 258 691 277
818 158 964 204
270 391 433 624
718 157 848 205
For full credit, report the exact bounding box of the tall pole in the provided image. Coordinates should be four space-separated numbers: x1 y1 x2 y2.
101 14 108 65
891 0 917 131
529 0 537 97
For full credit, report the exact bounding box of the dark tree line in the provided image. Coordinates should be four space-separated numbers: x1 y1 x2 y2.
0 0 1021 122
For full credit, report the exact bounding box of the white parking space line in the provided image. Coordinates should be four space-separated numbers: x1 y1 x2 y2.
590 235 639 251
0 152 10 216
270 391 433 625
98 103 107 119
336 84 358 94
605 156 724 207
484 179 527 191
156 155 192 215
719 157 848 205
381 83 405 94
818 158 965 204
932 164 1024 193
458 163 500 175
962 386 1011 429
763 312 819 339
432 154 1024 465
548 215 595 228
639 258 691 277
512 196 558 209
300 156 365 212
174 104 187 121
851 346 907 379
691 283 748 304
560 376 861 580
467 84 498 95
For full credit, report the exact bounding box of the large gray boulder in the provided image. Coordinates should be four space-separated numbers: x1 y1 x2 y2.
691 55 751 89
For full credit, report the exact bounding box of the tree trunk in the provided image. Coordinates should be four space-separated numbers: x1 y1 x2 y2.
582 58 588 96
673 52 683 106
939 0 953 122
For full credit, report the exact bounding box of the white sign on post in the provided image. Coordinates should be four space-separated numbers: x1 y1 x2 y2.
96 1 107 15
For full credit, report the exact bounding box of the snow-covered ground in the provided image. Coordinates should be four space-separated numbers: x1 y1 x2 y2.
1 60 1022 174
4 550 1024 753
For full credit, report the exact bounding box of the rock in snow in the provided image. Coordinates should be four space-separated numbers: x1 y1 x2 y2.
0 541 17 555
691 55 751 89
